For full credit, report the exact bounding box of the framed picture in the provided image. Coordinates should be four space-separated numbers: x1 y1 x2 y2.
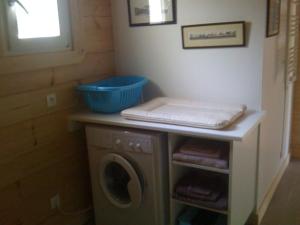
127 0 176 27
181 21 246 49
266 0 281 37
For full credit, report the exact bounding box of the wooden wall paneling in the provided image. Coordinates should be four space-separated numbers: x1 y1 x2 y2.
0 108 84 183
29 82 80 118
0 130 85 190
0 0 114 224
79 74 112 85
19 154 90 225
20 165 60 199
20 166 60 225
80 0 112 17
82 17 114 53
39 212 92 225
0 93 32 128
32 109 82 148
0 82 80 129
0 160 21 190
57 155 92 212
0 121 35 164
0 183 23 225
0 69 53 97
17 135 86 179
53 52 115 85
0 49 85 76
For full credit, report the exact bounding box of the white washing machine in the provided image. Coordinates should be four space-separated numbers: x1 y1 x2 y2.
85 125 169 225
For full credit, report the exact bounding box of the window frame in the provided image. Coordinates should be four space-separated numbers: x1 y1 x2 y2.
0 0 86 75
5 0 72 54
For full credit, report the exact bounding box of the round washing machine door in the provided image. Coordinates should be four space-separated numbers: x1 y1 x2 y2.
99 153 143 209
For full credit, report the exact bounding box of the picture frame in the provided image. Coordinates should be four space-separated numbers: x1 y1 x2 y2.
181 21 246 49
266 0 281 37
127 0 176 27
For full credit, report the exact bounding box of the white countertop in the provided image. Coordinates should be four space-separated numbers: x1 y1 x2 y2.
69 110 265 141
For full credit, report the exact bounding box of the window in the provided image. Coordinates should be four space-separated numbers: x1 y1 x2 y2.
4 0 72 54
0 0 85 75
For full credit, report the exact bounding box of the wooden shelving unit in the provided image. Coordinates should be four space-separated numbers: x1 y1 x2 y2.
172 198 228 215
168 132 258 225
172 160 230 175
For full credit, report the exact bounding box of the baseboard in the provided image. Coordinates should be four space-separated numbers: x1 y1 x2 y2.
255 154 290 224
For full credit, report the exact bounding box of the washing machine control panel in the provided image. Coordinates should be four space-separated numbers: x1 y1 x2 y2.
86 126 155 154
112 132 153 154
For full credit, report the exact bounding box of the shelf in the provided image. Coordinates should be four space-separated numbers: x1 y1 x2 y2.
172 160 230 174
70 110 266 141
173 198 228 215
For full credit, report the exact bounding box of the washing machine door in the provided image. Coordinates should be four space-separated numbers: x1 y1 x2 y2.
99 153 143 209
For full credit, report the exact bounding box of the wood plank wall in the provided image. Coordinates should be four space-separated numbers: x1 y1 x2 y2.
0 0 114 224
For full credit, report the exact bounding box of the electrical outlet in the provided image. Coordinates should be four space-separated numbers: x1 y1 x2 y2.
47 93 57 107
50 194 60 209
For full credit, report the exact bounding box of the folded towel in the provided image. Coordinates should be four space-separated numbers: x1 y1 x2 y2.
179 139 229 159
175 185 221 202
173 193 228 211
174 172 228 210
175 183 213 197
174 172 223 196
173 152 229 169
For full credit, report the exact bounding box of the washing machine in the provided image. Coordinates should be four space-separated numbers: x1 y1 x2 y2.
85 125 169 225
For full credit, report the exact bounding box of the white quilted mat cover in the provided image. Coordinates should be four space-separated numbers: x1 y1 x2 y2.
121 97 247 130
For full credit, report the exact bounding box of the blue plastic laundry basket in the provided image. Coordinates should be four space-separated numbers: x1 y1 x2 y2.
77 76 148 113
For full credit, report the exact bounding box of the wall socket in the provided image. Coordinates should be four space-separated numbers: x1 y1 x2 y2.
47 93 57 107
50 194 60 209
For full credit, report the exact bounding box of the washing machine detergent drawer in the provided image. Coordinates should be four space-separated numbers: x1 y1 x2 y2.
86 126 168 225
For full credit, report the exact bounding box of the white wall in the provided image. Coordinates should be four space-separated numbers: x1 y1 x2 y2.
112 0 266 109
111 0 289 212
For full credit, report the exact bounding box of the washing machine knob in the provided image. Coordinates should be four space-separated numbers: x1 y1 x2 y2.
129 142 134 150
135 143 142 151
115 139 121 145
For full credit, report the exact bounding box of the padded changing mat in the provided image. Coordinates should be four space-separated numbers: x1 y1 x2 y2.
121 97 247 130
